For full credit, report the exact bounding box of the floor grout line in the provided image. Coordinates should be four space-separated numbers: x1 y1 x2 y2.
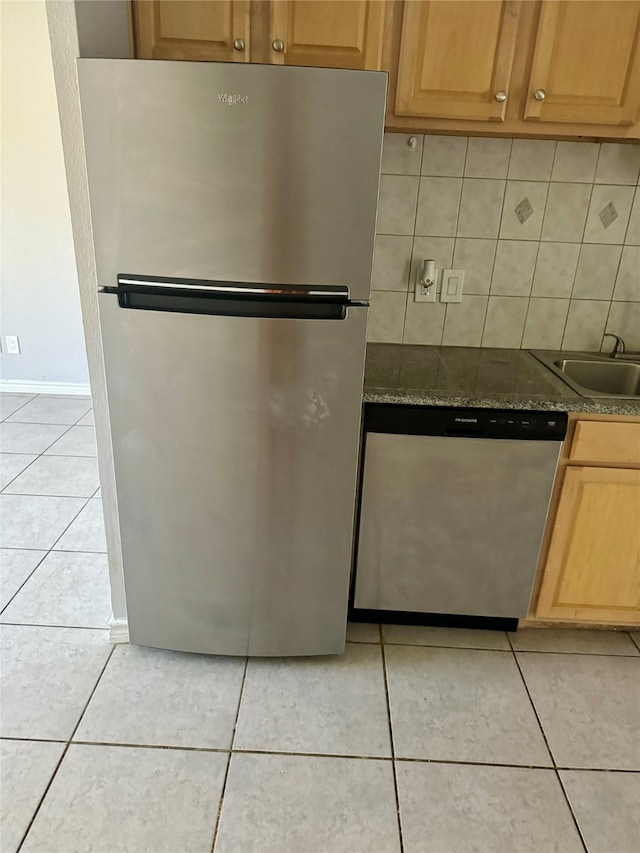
210 657 249 853
0 552 50 617
507 635 589 853
15 643 116 853
4 733 639 774
380 642 405 853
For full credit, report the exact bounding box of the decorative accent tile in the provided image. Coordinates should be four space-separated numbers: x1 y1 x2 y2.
584 185 634 244
441 296 488 347
508 139 556 181
421 135 467 177
562 300 610 351
613 246 640 301
514 197 533 225
457 179 505 239
595 143 640 185
521 299 570 350
381 132 423 176
451 239 496 295
376 175 419 235
500 181 548 240
552 141 599 183
599 201 618 229
482 297 529 348
541 183 591 243
490 241 538 296
464 137 511 179
367 292 407 343
415 177 462 237
572 244 622 300
532 242 580 298
372 235 413 291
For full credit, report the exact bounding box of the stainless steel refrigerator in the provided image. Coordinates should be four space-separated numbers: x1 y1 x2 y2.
78 59 386 656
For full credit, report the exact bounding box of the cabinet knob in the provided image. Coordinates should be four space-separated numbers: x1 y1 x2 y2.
495 91 507 102
233 38 245 51
272 39 285 53
534 89 547 101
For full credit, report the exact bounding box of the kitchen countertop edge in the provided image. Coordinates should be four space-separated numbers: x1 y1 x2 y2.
364 344 640 417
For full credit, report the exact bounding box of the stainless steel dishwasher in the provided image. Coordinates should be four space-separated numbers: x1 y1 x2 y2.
352 405 568 630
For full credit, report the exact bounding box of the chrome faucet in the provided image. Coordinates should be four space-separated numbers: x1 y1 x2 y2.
603 333 626 358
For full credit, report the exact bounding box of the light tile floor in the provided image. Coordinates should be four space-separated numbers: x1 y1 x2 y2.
1 393 639 853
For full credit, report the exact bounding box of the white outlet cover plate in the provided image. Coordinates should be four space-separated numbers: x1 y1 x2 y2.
440 269 465 303
5 336 21 354
414 279 437 303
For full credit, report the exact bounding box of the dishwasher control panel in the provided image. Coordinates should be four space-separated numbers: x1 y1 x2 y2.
366 405 568 441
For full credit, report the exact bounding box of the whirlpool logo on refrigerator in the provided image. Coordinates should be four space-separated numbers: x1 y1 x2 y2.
218 94 249 105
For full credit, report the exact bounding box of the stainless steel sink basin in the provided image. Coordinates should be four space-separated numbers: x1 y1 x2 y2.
532 351 640 398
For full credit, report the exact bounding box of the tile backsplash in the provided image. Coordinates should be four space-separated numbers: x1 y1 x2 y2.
369 136 640 352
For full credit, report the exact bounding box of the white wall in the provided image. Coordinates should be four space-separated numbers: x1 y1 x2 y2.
1 0 88 388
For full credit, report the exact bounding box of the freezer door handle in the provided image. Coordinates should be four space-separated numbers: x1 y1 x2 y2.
116 274 349 301
104 278 351 320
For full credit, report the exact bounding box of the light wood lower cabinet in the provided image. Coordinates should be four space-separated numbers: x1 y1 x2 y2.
534 418 640 626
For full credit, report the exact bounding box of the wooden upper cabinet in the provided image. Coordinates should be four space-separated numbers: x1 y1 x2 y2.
395 0 521 121
535 465 640 624
268 1 388 69
525 0 640 126
133 1 251 62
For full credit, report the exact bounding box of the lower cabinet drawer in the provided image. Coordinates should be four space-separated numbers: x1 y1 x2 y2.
570 420 640 466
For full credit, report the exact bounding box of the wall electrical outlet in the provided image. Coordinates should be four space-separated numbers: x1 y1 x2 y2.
5 335 21 354
414 259 437 303
440 269 465 303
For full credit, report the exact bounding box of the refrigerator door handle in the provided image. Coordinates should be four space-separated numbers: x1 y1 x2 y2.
116 275 349 302
104 283 352 321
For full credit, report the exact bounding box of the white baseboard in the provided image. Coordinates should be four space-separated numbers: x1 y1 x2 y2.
109 617 129 644
0 379 91 396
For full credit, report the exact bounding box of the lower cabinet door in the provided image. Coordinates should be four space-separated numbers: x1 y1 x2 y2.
535 466 640 625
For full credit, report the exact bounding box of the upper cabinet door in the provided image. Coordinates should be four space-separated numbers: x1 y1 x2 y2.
268 1 388 69
395 0 521 121
525 0 640 126
134 1 250 62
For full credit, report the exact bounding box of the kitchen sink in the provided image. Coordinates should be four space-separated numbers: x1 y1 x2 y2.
532 351 640 398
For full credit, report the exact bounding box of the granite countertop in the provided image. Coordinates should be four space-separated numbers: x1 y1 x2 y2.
364 344 640 417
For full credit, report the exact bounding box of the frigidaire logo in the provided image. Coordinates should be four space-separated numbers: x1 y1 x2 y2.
454 417 477 423
218 94 249 105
